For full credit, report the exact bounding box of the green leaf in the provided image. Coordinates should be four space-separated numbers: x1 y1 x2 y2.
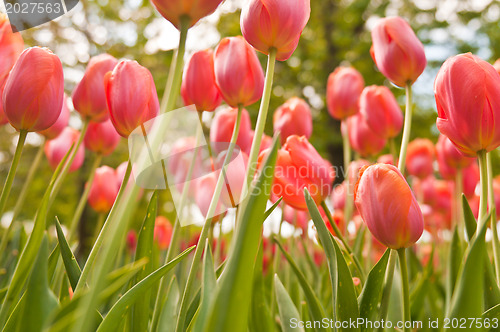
275 274 305 332
55 217 81 290
131 191 158 332
203 136 279 332
483 254 500 311
157 277 180 332
192 240 216 332
96 246 195 332
274 238 331 332
482 303 500 319
462 194 477 241
445 226 462 313
358 249 390 325
263 197 283 221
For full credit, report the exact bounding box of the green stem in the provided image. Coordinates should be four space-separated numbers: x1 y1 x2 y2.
477 150 488 232
377 249 397 328
455 169 464 238
397 248 410 332
214 221 223 265
341 119 352 232
397 84 413 173
160 16 189 114
0 130 28 217
486 152 500 284
68 154 102 241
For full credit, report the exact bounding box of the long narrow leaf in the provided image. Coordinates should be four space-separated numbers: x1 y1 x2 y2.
55 217 81 290
275 274 305 332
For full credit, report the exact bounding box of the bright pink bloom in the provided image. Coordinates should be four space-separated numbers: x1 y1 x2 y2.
150 0 223 29
215 150 248 208
406 138 435 179
370 16 426 87
240 0 310 61
38 95 70 140
436 134 475 176
214 37 264 107
210 107 253 155
0 15 24 85
463 162 479 198
331 182 346 211
84 119 121 156
283 204 309 232
360 85 403 139
181 49 221 112
273 97 312 145
3 47 64 132
44 127 84 172
343 113 386 157
194 173 226 222
72 54 118 122
326 67 364 120
88 166 119 213
154 216 173 250
354 163 424 249
434 53 500 157
377 154 395 165
104 60 159 138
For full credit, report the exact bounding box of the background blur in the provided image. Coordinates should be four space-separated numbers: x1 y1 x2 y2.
1 0 500 250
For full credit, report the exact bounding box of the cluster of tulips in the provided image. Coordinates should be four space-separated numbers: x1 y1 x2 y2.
1 0 500 331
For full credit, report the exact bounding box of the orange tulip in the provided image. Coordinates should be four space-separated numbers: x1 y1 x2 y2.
406 138 435 179
154 216 173 249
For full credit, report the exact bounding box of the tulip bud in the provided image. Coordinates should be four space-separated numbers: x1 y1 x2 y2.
3 47 64 132
154 216 173 249
331 182 346 211
359 85 403 139
84 119 121 156
354 163 424 249
240 0 311 61
44 127 85 172
38 95 70 140
406 138 435 179
88 166 119 213
343 113 386 157
463 162 479 198
210 107 253 155
104 60 159 138
434 53 500 157
72 54 118 122
181 49 221 112
436 135 475 175
150 0 223 30
370 16 426 87
214 37 264 107
273 97 312 145
0 14 24 85
326 67 364 120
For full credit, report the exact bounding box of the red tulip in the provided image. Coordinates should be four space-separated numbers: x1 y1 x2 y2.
88 166 119 213
273 97 312 145
354 163 424 249
240 0 311 61
0 14 24 85
370 16 426 87
181 49 221 112
194 173 226 222
3 47 64 132
150 0 223 29
72 54 118 122
270 135 335 210
406 138 435 179
84 119 121 156
38 95 70 140
44 127 85 172
126 230 137 252
214 37 264 107
377 154 395 165
434 53 500 157
283 204 309 233
463 162 479 198
493 176 500 218
436 135 475 176
493 59 500 75
343 113 386 157
326 67 364 120
359 85 403 139
210 107 253 155
331 182 346 211
154 216 173 249
104 60 159 138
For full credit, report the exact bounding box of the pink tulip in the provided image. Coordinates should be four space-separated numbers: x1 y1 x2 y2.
493 59 500 75
406 138 435 179
436 134 475 175
250 131 273 154
154 216 173 249
44 127 85 172
494 176 500 218
3 47 64 132
215 150 248 207
72 54 118 122
360 85 403 139
463 162 479 198
194 173 226 222
38 95 70 140
377 154 395 165
181 49 221 112
326 67 364 120
88 166 119 213
167 137 207 194
354 163 424 249
126 230 137 252
283 204 309 233
240 0 311 61
0 84 7 126
370 16 426 87
84 119 121 156
343 113 386 157
214 37 264 107
210 107 253 155
104 60 159 138
150 0 223 29
0 15 24 85
434 53 500 157
273 97 312 145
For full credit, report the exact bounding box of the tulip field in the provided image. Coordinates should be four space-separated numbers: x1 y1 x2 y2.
2 0 500 331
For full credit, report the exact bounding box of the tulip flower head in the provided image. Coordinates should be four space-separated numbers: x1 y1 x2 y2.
273 97 312 145
354 163 424 249
150 0 223 29
434 53 500 157
210 107 253 155
343 113 386 157
84 118 121 156
283 204 309 233
436 134 475 175
88 166 120 213
326 67 364 120
44 127 85 172
3 47 64 132
240 0 311 61
406 138 435 179
38 95 70 140
154 216 173 249
0 14 24 85
370 16 426 87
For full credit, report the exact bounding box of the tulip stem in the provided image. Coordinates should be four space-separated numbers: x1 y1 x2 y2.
477 150 488 233
68 154 103 242
397 248 410 332
377 249 397 329
454 169 464 238
341 119 352 232
160 15 189 114
398 84 413 173
0 130 28 218
486 152 500 284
